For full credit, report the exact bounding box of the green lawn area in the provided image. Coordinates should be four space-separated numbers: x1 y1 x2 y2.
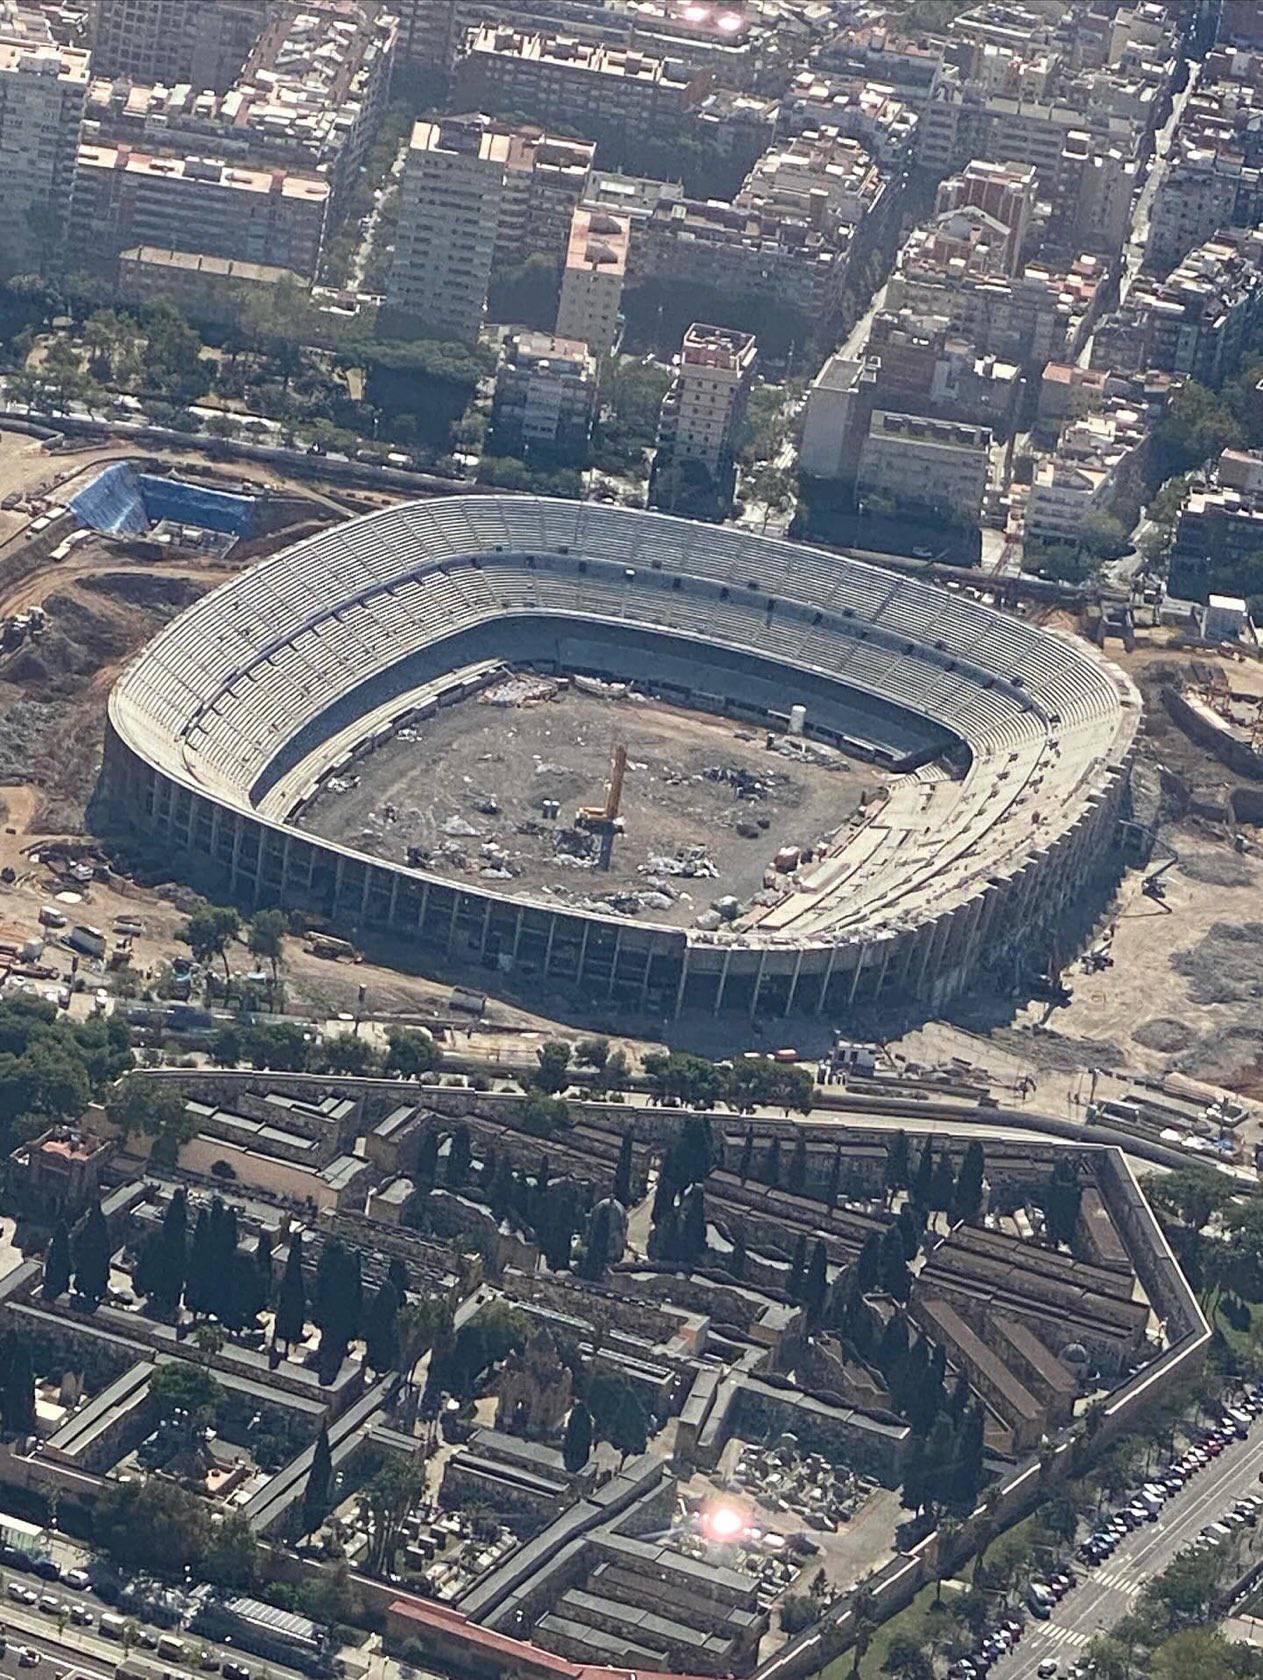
1213 1296 1263 1363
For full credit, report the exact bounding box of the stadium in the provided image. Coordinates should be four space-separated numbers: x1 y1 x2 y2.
103 495 1141 1019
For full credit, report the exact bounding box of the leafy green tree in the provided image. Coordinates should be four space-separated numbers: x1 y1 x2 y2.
882 1634 934 1680
1153 380 1244 480
105 1074 192 1162
534 1039 572 1094
246 909 286 985
360 1459 425 1575
202 1511 258 1591
1145 1165 1236 1233
588 1371 649 1462
149 1362 222 1428
182 905 240 991
94 1478 210 1579
383 1027 438 1077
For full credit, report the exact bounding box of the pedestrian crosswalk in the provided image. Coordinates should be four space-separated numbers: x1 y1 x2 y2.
1042 1626 1090 1650
1092 1565 1143 1595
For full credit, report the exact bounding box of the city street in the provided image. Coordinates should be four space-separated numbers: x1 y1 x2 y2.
1000 1424 1263 1677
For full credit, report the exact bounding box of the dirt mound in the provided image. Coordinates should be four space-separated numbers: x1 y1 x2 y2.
1177 849 1257 888
1171 921 1263 1005
81 571 205 613
1133 1017 1195 1053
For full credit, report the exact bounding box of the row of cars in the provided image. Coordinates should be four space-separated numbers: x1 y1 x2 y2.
946 1612 1029 1678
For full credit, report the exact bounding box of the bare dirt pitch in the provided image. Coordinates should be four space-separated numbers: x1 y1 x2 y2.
297 680 881 928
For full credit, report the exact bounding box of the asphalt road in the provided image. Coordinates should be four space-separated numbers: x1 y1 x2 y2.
1000 1422 1263 1677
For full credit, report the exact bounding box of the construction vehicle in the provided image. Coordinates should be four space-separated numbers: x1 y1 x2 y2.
1142 839 1179 908
576 742 627 870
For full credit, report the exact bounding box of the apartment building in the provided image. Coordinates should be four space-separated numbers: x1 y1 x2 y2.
90 0 264 90
656 322 757 478
856 410 991 521
866 308 1020 430
1171 451 1263 600
740 128 888 247
497 128 594 267
1025 405 1147 547
0 32 89 275
71 144 330 276
1145 143 1263 272
1091 228 1263 386
778 72 919 174
118 246 303 326
554 206 628 356
800 353 869 480
385 116 509 343
934 158 1037 275
453 27 705 149
490 331 597 459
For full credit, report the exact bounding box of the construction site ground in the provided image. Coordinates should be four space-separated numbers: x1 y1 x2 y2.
297 682 877 930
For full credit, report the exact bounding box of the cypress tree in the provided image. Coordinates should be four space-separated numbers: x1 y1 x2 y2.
948 1372 971 1421
301 1422 333 1536
417 1128 439 1183
953 1141 986 1224
275 1232 307 1347
883 1130 910 1197
877 1314 908 1384
651 1169 675 1224
897 1202 921 1261
788 1134 808 1195
387 1255 409 1302
912 1138 934 1208
226 1250 266 1331
364 1280 401 1371
613 1133 634 1207
2 1336 34 1435
185 1206 214 1317
563 1403 593 1473
738 1126 754 1182
680 1184 707 1262
856 1230 882 1293
931 1150 958 1217
153 1189 188 1314
582 1202 612 1280
879 1225 911 1301
764 1135 782 1187
43 1219 71 1300
826 1146 842 1208
256 1226 273 1288
788 1233 808 1301
447 1124 472 1188
922 1412 957 1513
804 1239 828 1321
949 1403 986 1514
72 1200 110 1306
535 1153 551 1193
729 1226 747 1280
900 1429 927 1513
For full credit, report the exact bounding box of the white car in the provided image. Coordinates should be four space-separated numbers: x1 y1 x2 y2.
7 1585 35 1606
61 1572 89 1592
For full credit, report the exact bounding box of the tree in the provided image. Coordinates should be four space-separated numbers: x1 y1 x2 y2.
202 1511 258 1591
1045 1157 1083 1247
680 1183 707 1262
359 1459 424 1575
738 1126 754 1182
882 1634 934 1680
275 1232 307 1349
1145 1165 1236 1234
953 1142 985 1224
363 1280 401 1372
0 1335 34 1434
149 1362 222 1429
803 1239 829 1321
912 1138 934 1208
563 1402 593 1473
73 1199 110 1305
588 1372 649 1461
182 905 241 991
534 1039 572 1095
94 1478 210 1579
663 1113 714 1193
613 1132 635 1207
246 909 287 985
384 1027 438 1078
105 1074 193 1162
930 1149 957 1218
896 1202 921 1261
884 1131 910 1198
856 1231 882 1294
302 1422 334 1537
879 1225 911 1301
788 1133 808 1194
582 1200 614 1280
789 1233 808 1301
1153 380 1244 480
43 1219 70 1300
322 1032 379 1076
446 1123 472 1188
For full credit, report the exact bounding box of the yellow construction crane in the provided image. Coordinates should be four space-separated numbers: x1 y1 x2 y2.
577 742 627 869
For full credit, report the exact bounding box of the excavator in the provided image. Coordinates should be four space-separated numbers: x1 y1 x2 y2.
576 742 627 870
